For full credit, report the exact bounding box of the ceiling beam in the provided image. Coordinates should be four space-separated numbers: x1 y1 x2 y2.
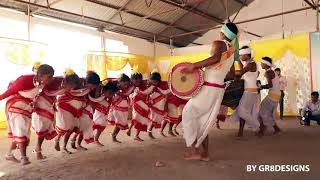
31 0 64 14
157 0 202 36
159 0 224 24
11 0 190 47
12 1 166 39
233 0 248 7
158 5 315 40
232 0 247 22
85 0 203 38
304 0 316 9
159 0 260 40
105 0 132 23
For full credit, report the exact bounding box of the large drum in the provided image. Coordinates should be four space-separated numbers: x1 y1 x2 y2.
169 62 244 109
222 79 244 109
168 62 204 100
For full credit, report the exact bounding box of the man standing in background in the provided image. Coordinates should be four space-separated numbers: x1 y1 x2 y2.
275 68 287 120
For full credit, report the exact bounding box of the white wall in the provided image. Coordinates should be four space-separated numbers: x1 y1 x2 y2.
0 7 169 57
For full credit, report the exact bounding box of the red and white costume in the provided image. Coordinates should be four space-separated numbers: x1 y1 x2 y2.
131 81 154 132
91 95 111 132
78 95 95 144
108 85 134 130
164 93 188 124
149 82 170 128
55 89 89 135
32 77 64 140
0 75 44 144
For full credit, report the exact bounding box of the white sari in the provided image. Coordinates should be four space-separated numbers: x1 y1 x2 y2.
182 40 235 147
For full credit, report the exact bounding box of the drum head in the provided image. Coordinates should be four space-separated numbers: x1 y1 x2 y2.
169 62 203 100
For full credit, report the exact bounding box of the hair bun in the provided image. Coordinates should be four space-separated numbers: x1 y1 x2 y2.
64 68 75 76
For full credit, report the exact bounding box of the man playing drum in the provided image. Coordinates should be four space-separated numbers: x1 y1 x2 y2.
231 46 260 137
181 22 239 161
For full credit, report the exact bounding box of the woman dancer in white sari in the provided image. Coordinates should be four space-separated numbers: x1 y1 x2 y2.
181 22 239 161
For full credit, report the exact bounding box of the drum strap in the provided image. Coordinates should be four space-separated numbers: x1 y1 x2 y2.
204 82 225 89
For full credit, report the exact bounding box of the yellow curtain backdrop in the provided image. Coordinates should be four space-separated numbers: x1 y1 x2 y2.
251 33 309 61
86 52 153 79
154 33 309 80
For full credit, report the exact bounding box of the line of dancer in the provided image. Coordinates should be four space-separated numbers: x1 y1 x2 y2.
0 22 282 166
0 64 186 165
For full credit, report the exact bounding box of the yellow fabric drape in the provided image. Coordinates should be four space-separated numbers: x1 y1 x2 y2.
86 52 154 79
0 109 6 129
251 33 309 61
3 40 47 66
107 56 128 71
154 33 309 80
5 43 31 65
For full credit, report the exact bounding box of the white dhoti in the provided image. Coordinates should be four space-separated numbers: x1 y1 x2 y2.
149 89 168 129
32 113 56 140
93 111 108 132
55 107 79 135
108 99 129 130
7 112 31 144
6 101 33 144
32 95 57 140
230 92 260 131
79 112 94 144
259 96 278 129
132 100 149 132
182 86 224 147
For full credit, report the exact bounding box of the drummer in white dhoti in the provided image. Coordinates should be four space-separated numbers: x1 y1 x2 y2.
181 22 239 161
230 46 260 137
257 57 281 136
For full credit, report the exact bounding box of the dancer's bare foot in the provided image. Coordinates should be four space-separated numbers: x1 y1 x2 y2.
160 131 167 137
33 150 47 160
200 156 210 162
62 147 72 154
184 151 201 161
173 128 180 135
168 130 176 137
5 154 20 163
21 156 31 166
76 145 88 151
216 122 221 129
126 130 131 137
94 141 104 147
71 140 76 149
273 128 281 135
134 137 144 142
148 132 155 139
112 137 122 143
237 132 244 138
54 140 60 151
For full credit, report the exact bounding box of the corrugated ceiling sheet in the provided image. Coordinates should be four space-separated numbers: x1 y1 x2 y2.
126 18 167 34
82 1 118 22
125 0 188 23
174 13 218 31
108 11 139 25
97 0 131 8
